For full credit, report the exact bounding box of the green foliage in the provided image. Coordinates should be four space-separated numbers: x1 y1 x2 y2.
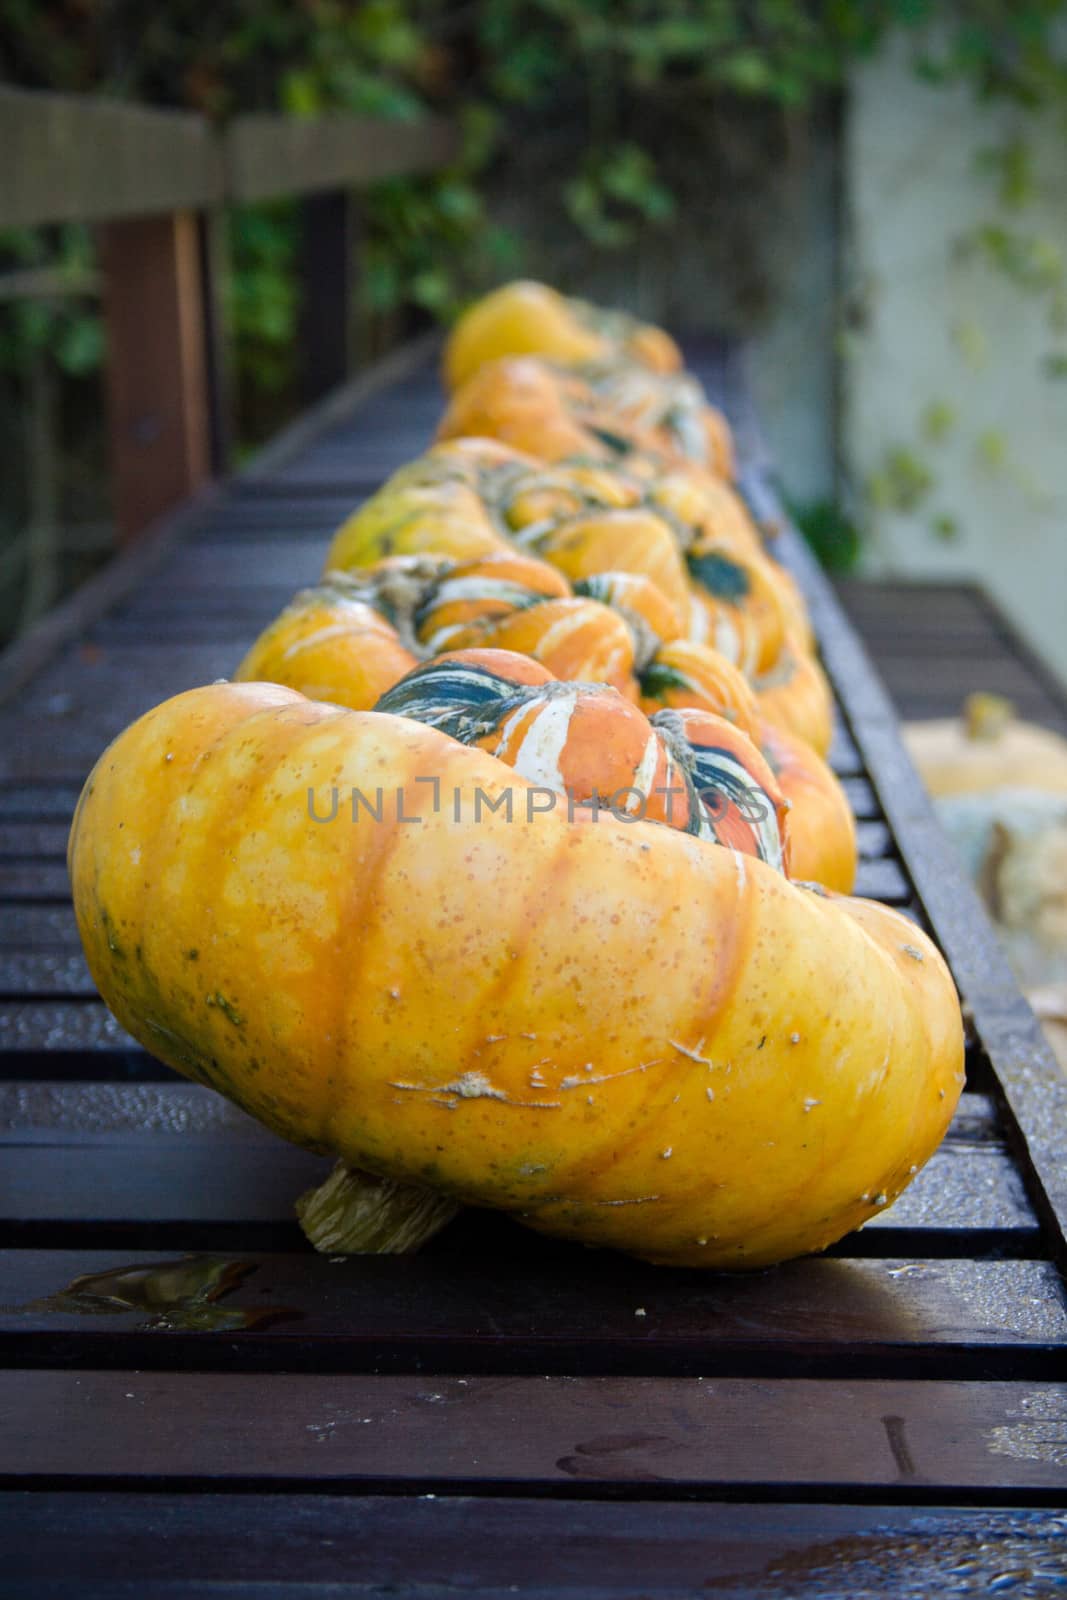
0 227 101 377
788 496 862 573
226 204 300 394
920 399 957 442
5 0 1067 559
930 512 961 542
8 2 1067 342
867 446 935 514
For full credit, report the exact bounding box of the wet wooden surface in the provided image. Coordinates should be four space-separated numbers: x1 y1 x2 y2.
835 580 1067 733
0 338 1064 1596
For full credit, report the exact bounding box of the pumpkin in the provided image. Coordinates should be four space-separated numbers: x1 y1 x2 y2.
583 361 735 479
686 546 790 675
236 567 853 887
443 283 734 475
648 470 763 562
475 596 637 696
635 641 853 886
327 444 516 573
444 279 682 392
904 693 1067 798
324 440 820 730
572 571 687 658
404 550 570 652
377 649 789 871
439 355 741 489
69 679 964 1269
638 639 763 739
520 506 694 626
234 578 418 711
753 632 835 758
759 719 857 894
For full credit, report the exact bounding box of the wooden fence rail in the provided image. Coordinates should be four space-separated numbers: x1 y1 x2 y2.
0 85 458 541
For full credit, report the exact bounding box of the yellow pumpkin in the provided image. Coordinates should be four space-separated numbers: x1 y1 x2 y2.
754 632 835 758
408 551 570 654
572 571 688 657
438 359 613 465
650 470 761 561
478 597 637 696
759 719 857 895
444 283 734 475
521 507 694 626
327 446 514 572
324 439 809 694
234 579 418 712
240 554 640 705
686 547 790 675
638 639 764 741
904 694 1067 798
444 279 682 391
69 680 964 1269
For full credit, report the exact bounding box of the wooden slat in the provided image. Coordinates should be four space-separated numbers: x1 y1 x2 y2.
0 905 81 949
191 495 363 540
224 113 460 203
0 785 82 823
0 823 71 857
0 644 239 781
0 87 223 227
852 859 910 903
838 777 880 819
0 1082 1000 1141
1 1251 1063 1378
0 863 71 900
0 1003 150 1075
0 950 91 997
0 1118 1036 1248
856 820 892 857
134 540 331 592
0 908 79 940
0 88 458 228
3 1495 1065 1597
3 1372 1064 1495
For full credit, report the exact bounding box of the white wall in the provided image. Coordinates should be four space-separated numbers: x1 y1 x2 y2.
845 39 1067 686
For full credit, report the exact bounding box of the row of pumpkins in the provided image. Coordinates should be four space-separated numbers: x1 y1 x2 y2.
69 282 965 1270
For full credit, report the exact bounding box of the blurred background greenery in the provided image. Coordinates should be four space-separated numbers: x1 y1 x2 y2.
2 0 1066 642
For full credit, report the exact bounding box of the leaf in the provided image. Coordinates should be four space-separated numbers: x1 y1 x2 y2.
54 314 103 377
930 513 960 542
920 400 957 442
952 320 990 370
786 497 862 573
868 447 935 513
976 430 1008 472
281 71 321 117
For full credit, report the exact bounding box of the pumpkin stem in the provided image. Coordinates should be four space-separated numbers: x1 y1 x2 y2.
964 691 1013 742
295 1161 461 1255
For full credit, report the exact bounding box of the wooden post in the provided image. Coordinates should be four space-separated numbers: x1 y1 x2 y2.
100 211 213 542
298 189 356 405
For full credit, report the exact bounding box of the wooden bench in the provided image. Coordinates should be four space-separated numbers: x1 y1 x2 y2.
0 337 1064 1597
836 578 1067 733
